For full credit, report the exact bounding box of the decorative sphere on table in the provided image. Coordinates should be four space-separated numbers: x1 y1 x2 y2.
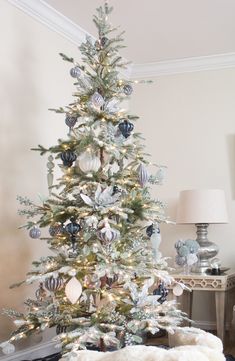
29 226 41 239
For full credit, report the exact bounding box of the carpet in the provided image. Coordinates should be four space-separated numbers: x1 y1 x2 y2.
25 349 235 361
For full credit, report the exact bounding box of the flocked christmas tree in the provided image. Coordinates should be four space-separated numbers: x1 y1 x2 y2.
3 3 186 358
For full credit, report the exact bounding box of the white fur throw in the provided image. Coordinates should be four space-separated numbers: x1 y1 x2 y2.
60 327 225 361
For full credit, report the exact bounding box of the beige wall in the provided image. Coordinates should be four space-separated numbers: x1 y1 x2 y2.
1 0 235 345
0 1 78 343
130 68 235 323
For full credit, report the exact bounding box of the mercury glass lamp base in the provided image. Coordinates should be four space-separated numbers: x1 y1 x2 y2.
191 223 219 274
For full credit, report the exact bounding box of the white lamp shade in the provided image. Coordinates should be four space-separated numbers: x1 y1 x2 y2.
65 277 82 304
176 189 228 224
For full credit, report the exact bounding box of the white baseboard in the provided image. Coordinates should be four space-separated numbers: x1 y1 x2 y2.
0 340 60 361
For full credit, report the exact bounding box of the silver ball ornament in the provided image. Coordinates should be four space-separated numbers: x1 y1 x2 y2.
29 226 41 239
70 66 81 78
123 84 133 96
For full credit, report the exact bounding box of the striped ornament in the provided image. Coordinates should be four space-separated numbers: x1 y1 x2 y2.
97 225 120 245
137 163 149 187
44 276 63 292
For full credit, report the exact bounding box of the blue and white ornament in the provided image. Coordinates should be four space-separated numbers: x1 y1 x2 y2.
29 226 41 239
97 222 120 245
118 119 134 138
137 163 149 187
44 276 63 292
60 149 77 167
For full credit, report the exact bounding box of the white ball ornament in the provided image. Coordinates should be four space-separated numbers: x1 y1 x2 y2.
173 283 184 297
78 152 101 173
2 343 15 355
65 277 82 304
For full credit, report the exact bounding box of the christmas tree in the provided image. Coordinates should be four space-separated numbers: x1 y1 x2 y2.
3 3 185 358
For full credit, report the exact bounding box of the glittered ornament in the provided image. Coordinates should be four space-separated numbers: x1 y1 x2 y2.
123 84 133 96
60 149 77 167
137 163 149 187
65 219 81 236
112 185 120 196
100 36 109 47
153 282 168 304
97 222 120 245
35 282 47 301
29 226 41 239
77 152 101 173
2 343 15 355
65 276 82 304
44 276 63 292
65 115 77 129
70 66 81 78
49 223 64 237
150 230 161 252
91 91 105 108
56 324 67 334
118 119 134 138
146 224 154 237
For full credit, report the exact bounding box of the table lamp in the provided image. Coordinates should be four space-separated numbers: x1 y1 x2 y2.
176 189 228 274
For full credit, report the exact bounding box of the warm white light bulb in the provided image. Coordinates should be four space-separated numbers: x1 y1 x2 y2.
65 277 82 304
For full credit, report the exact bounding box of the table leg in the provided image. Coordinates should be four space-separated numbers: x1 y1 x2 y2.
215 291 226 342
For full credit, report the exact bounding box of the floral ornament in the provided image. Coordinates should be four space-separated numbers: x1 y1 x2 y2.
123 278 161 313
80 185 121 209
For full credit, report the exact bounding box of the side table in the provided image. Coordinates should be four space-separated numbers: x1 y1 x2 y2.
169 269 235 343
